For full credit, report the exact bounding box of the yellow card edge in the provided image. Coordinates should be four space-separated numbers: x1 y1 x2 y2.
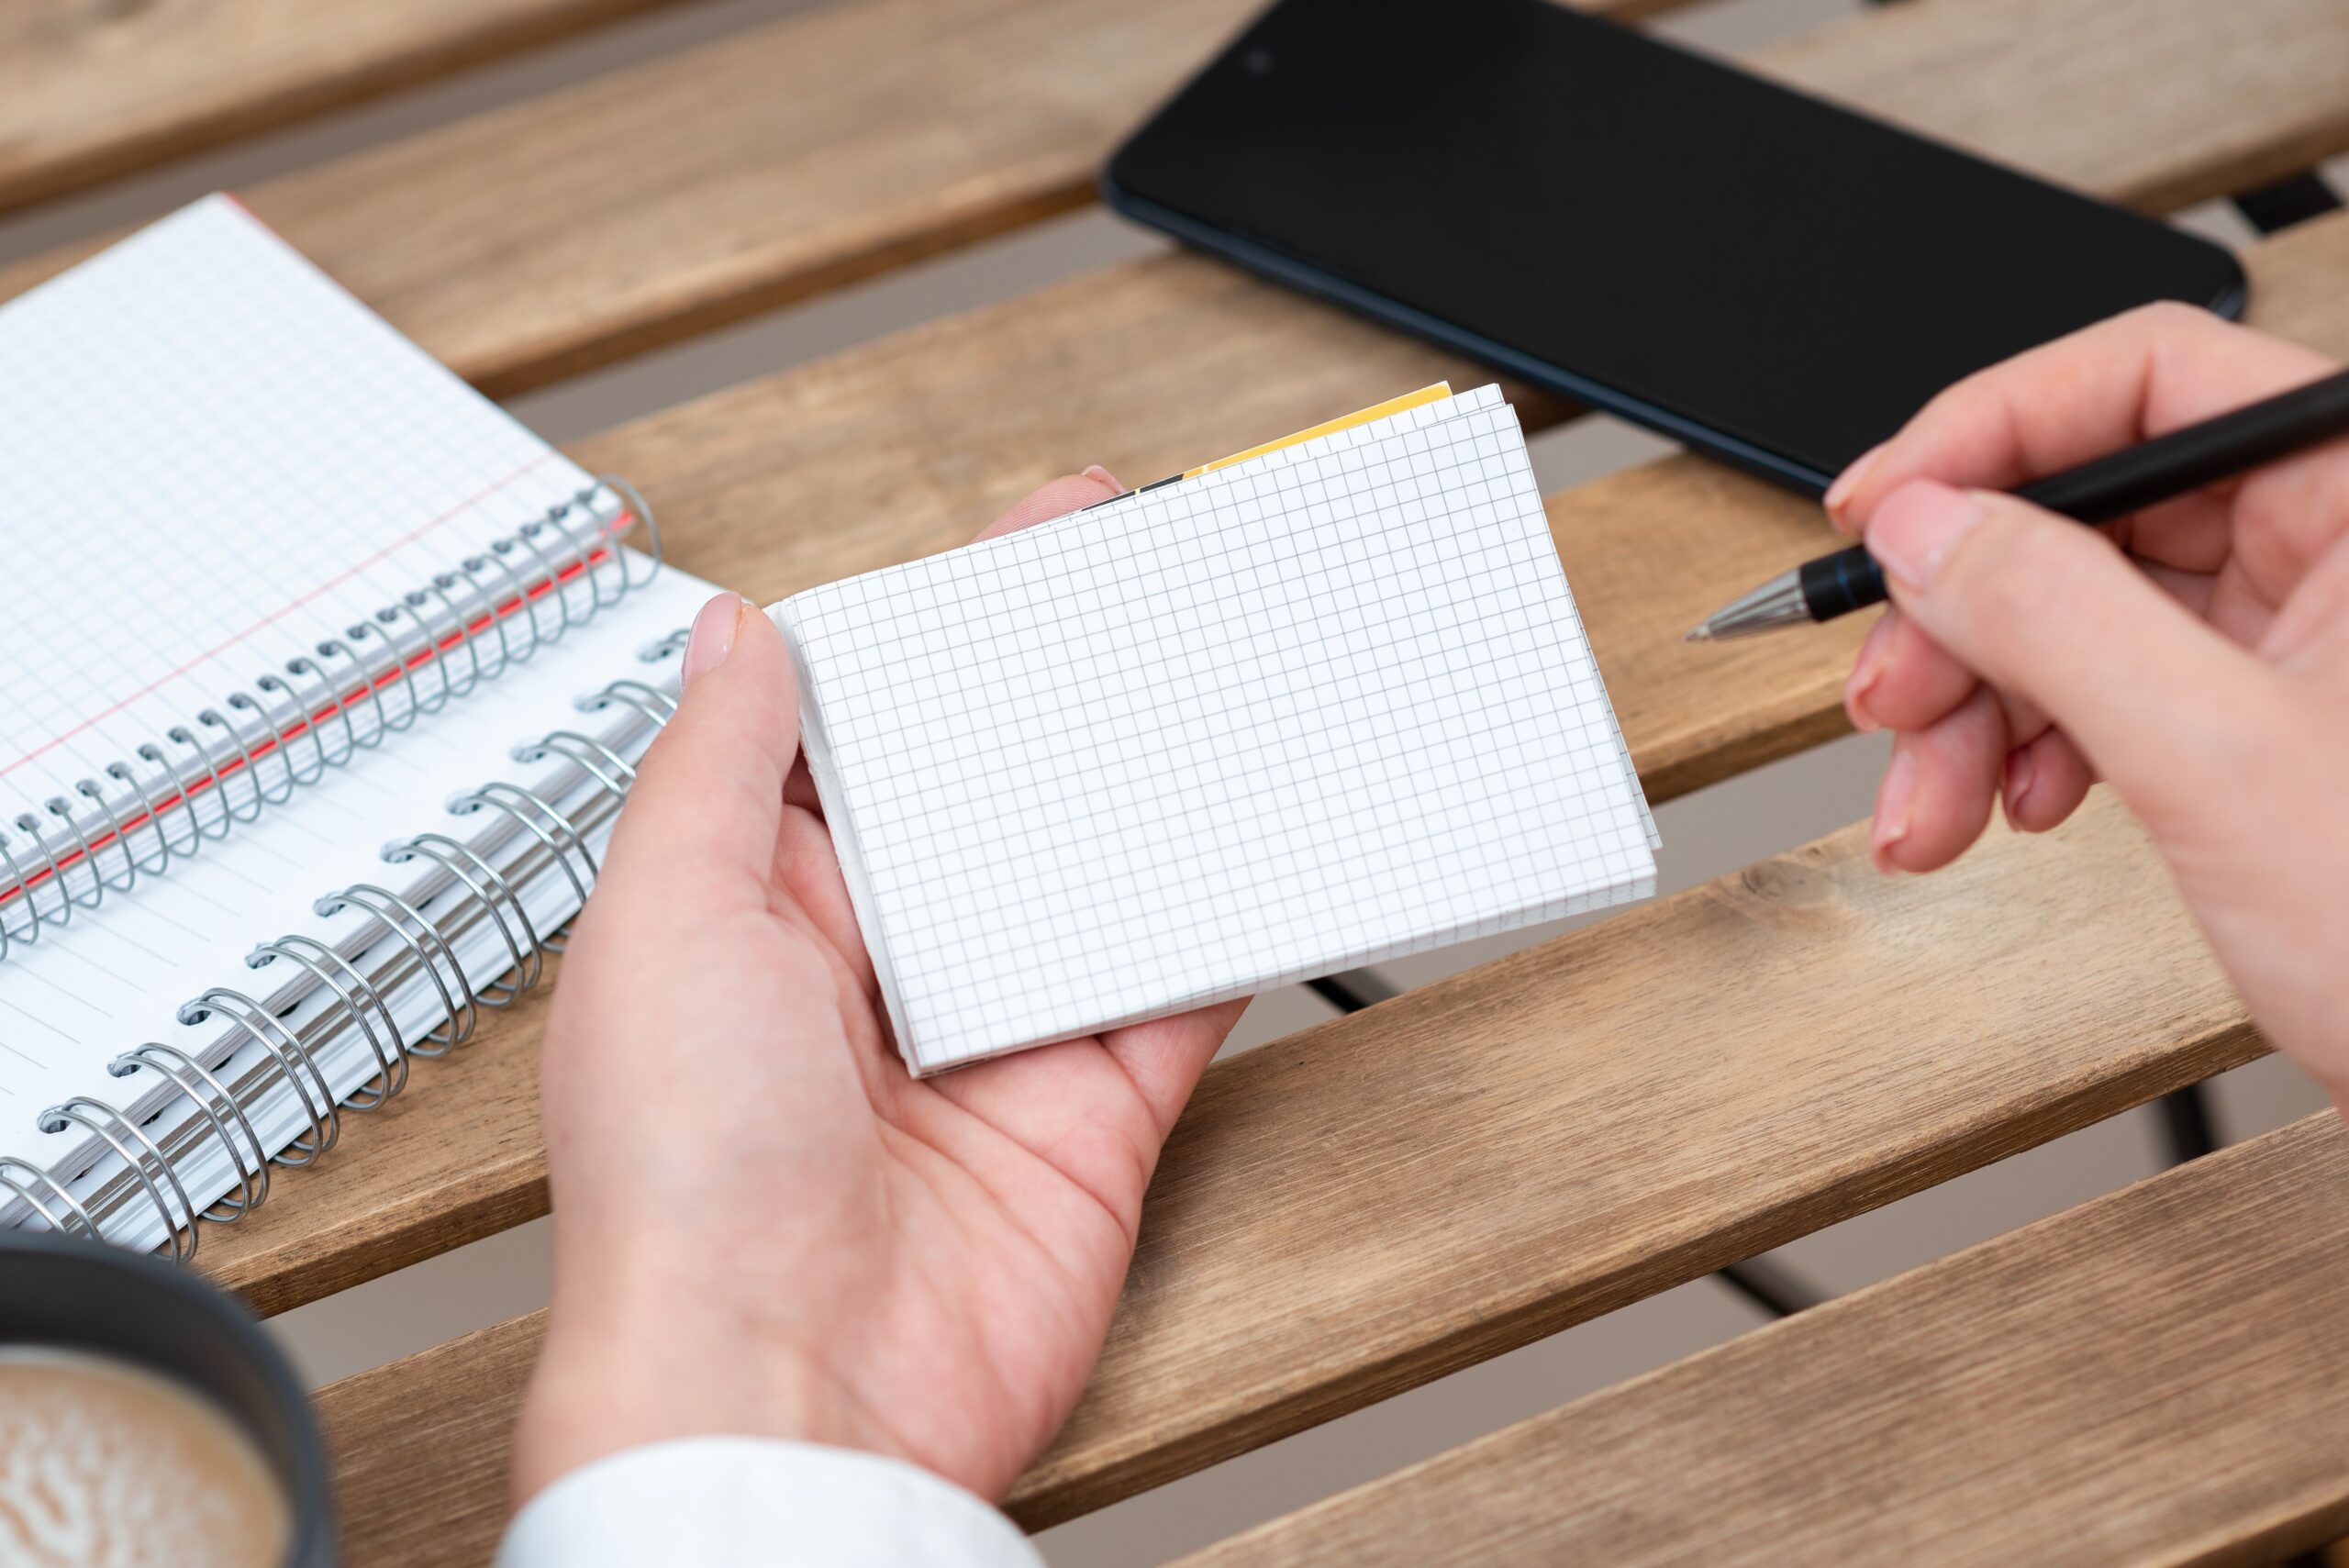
1182 383 1454 479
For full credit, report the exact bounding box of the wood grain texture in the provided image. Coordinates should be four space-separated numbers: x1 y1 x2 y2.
318 1314 543 1567
144 0 2349 1312
1754 0 2349 217
187 0 2349 1545
0 0 1602 394
198 200 2349 1321
1179 1114 2349 1568
7 0 2343 396
0 0 682 215
317 795 2268 1565
304 212 2349 1548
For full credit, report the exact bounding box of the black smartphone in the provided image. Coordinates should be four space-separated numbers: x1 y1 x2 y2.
1103 0 2247 494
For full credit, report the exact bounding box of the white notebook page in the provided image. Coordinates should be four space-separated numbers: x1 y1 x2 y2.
0 196 611 897
0 196 717 1169
780 384 1657 1073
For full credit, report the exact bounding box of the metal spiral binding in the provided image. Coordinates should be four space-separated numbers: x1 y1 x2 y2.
0 1155 101 1239
36 1097 201 1263
382 835 546 1004
248 935 409 1109
109 1042 271 1221
0 476 664 967
310 884 476 1061
448 784 603 950
178 988 344 1167
8 639 689 1258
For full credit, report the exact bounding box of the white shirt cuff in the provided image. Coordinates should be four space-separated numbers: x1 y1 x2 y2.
495 1437 1044 1568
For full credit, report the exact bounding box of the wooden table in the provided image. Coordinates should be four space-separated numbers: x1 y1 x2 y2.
12 1 2349 1562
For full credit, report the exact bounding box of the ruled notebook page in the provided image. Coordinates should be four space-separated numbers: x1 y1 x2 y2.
0 195 594 829
0 195 716 1130
779 384 1657 1073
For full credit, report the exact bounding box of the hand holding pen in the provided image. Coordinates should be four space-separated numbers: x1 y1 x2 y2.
1717 303 2349 1116
1689 334 2349 640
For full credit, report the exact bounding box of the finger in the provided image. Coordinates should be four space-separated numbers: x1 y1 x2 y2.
1100 1000 1249 1140
2122 492 2238 575
1829 304 2338 533
2229 434 2349 627
1842 610 1896 732
784 753 823 815
1845 606 1976 735
2002 727 2096 834
916 999 1243 1254
973 470 1121 543
771 801 876 994
2143 561 2219 619
940 999 1246 1207
598 594 799 917
1872 685 2006 873
1865 479 2277 822
2259 510 2349 672
1850 606 2066 746
1980 684 2051 758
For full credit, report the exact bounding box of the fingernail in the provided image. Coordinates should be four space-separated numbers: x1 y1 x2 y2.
1866 481 1984 594
2003 746 2036 826
1842 614 1893 733
1081 463 1125 493
682 593 749 688
1823 440 1888 529
1871 748 1915 873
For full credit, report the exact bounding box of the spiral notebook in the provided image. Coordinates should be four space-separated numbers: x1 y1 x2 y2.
778 382 1658 1073
0 196 718 1255
3 200 1657 1254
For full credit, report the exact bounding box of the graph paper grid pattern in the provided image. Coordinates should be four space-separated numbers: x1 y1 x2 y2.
779 384 1658 1073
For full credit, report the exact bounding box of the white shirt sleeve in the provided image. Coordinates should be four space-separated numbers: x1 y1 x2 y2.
495 1437 1045 1568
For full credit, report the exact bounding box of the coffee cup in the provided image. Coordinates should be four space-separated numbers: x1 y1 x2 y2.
0 1231 334 1568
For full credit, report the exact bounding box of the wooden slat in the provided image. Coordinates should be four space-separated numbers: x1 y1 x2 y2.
189 0 2349 1546
0 0 1619 395
301 205 2349 1562
85 0 2349 1318
1019 798 2250 1526
1178 1114 2349 1568
0 0 683 216
1757 0 2349 218
198 184 2349 1316
318 793 2270 1566
6 0 2344 397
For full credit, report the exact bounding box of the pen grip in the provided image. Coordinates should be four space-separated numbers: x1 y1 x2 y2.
1798 545 1887 621
1765 368 2349 636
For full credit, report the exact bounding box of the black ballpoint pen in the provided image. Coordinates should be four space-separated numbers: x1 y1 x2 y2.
1684 365 2349 640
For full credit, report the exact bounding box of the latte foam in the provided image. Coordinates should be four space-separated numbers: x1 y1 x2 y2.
0 1346 289 1568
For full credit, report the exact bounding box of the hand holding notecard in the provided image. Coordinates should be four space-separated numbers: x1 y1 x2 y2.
775 384 1658 1073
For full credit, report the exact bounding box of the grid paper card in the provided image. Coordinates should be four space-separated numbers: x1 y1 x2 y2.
775 384 1658 1073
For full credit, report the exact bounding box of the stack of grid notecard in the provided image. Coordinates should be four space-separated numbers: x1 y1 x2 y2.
774 384 1658 1073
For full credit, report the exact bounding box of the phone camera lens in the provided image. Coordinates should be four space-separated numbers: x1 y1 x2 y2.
1241 46 1275 75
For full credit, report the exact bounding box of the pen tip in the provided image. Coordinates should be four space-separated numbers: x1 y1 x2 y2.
1682 622 1712 643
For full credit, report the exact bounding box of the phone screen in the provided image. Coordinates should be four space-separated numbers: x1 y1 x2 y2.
1106 0 2246 490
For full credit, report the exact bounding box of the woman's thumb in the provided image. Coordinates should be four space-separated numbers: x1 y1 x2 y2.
596 593 801 901
1864 479 2277 816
